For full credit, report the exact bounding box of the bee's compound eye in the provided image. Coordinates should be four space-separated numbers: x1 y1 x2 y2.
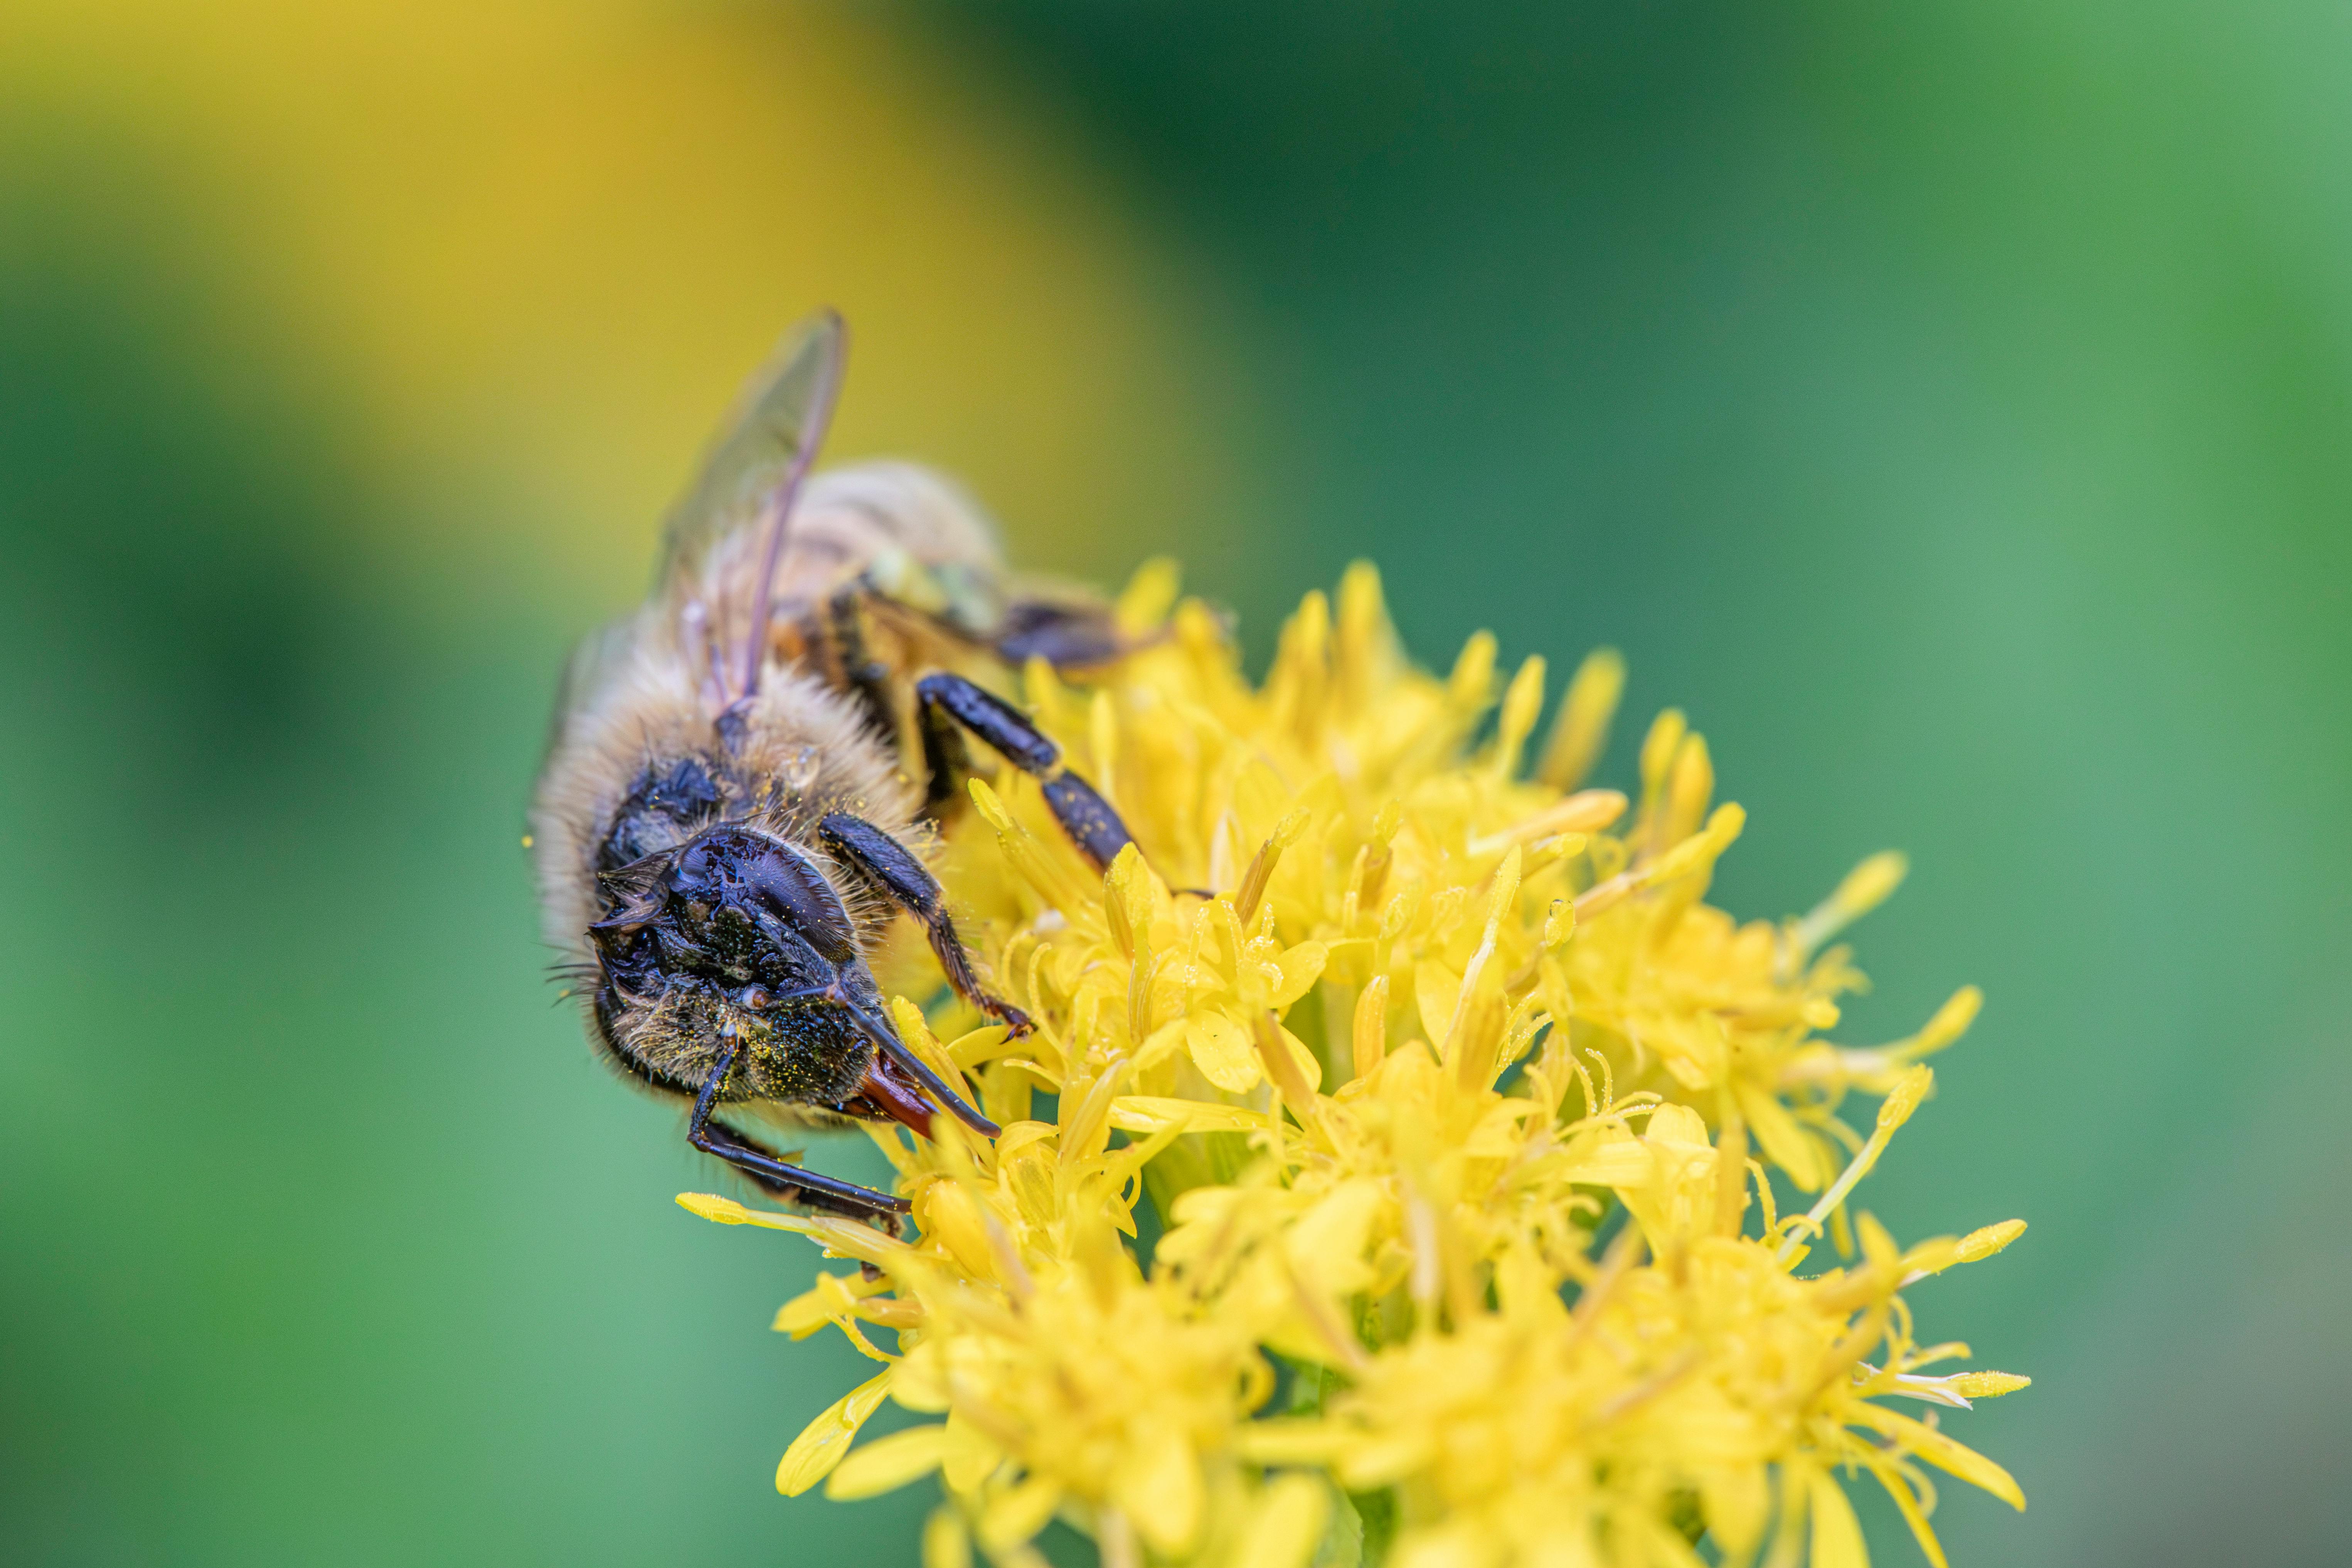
738 986 773 1011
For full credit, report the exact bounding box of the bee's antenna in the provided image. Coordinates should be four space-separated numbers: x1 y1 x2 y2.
737 309 847 709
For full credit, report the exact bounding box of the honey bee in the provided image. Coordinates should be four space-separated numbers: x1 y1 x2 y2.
531 311 1140 1224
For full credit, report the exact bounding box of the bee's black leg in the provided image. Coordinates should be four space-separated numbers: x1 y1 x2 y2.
916 678 977 817
688 1044 910 1221
913 672 1136 872
849 582 1137 675
991 599 1129 670
818 811 1033 1036
823 582 904 753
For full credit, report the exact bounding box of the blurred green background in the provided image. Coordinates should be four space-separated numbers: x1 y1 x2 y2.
4 3 2347 1563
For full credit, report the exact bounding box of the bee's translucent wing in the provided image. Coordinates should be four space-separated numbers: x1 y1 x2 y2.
658 309 844 586
658 309 847 704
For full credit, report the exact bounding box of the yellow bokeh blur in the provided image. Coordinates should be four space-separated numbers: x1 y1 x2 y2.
4 0 1239 598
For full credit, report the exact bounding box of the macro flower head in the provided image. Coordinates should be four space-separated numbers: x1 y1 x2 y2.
684 562 2030 1568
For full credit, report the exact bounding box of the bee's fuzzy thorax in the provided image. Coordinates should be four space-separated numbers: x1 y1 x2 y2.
532 651 911 982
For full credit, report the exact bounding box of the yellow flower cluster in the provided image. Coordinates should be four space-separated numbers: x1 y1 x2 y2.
683 563 2029 1568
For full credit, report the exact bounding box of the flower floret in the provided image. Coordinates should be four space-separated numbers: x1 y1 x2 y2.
684 563 2027 1568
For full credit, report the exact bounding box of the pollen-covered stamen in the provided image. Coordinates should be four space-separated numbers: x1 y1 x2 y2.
1786 984 1986 1092
1778 1064 1935 1263
1786 849 1909 967
1857 1362 2034 1409
1463 789 1625 857
1899 1217 2029 1285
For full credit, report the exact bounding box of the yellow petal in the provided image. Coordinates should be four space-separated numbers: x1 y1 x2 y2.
1285 1178 1386 1287
1791 850 1909 953
1833 849 1909 919
1555 1132 1656 1188
1650 801 1745 881
941 1409 1002 1494
1739 1080 1828 1190
914 1182 998 1281
1333 1429 1434 1491
1536 645 1625 790
1447 630 1497 710
823 1421 950 1501
676 1192 914 1268
977 1476 1064 1551
1414 959 1462 1049
1390 1524 1487 1568
1133 1017 1193 1075
889 1341 950 1413
1661 732 1714 846
1493 654 1546 774
945 1023 1015 1068
923 1507 973 1568
1232 1474 1330 1568
775 1370 893 1497
1108 1095 1266 1134
1636 709 1689 828
1263 1016 1324 1098
1232 1420 1347 1467
1869 1461 1949 1568
1352 975 1390 1079
1188 1011 1263 1093
771 1283 833 1340
1700 1465 1769 1559
1904 985 1982 1058
1270 941 1330 1009
1113 1425 1203 1555
1850 1403 2027 1510
1644 1102 1711 1153
889 995 967 1092
1806 1467 1868 1568
1115 556 1183 632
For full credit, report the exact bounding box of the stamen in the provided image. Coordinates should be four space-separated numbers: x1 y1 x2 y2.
1779 1065 1933 1262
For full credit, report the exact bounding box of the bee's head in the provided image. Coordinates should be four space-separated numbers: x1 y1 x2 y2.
589 824 992 1135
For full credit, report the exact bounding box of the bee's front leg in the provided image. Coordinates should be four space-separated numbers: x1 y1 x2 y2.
687 1041 909 1223
818 810 1034 1037
913 671 1136 872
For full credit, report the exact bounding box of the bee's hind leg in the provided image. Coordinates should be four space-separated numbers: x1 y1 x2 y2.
821 582 905 754
990 599 1130 670
687 1046 909 1226
913 672 1135 872
818 810 1034 1037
